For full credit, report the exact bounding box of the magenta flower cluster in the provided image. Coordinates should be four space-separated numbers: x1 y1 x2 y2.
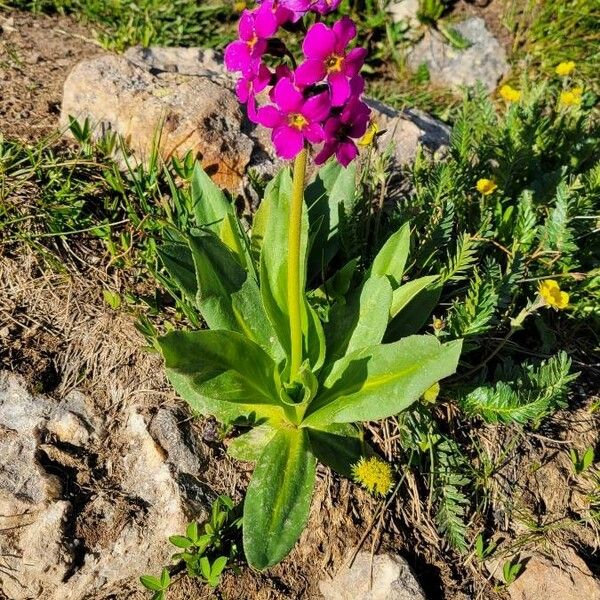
224 1 371 167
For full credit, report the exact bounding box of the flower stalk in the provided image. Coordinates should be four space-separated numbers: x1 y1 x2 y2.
288 147 308 380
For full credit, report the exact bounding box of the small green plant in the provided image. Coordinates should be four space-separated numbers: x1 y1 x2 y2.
569 446 595 475
140 495 241 597
474 533 497 561
502 556 523 586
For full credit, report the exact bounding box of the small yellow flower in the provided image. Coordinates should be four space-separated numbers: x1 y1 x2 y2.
555 61 576 76
352 456 394 497
358 120 379 147
422 382 440 404
539 279 569 310
432 317 445 332
476 178 498 195
499 84 521 103
233 1 247 12
559 87 583 107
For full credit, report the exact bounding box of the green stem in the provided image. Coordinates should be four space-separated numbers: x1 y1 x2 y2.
288 148 308 380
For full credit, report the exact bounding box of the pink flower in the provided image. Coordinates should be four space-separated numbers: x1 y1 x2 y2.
295 17 367 106
315 94 371 167
236 62 272 123
224 8 276 74
257 77 331 159
310 0 342 14
255 0 295 30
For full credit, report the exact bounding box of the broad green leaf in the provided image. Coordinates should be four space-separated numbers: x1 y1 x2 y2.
157 242 197 303
227 422 279 462
307 423 364 478
314 258 358 300
219 212 255 276
385 285 442 340
305 161 357 281
371 222 410 288
188 232 283 361
211 556 228 577
259 170 325 371
159 330 284 422
191 163 231 232
325 275 392 363
304 336 463 426
243 428 316 570
169 535 191 548
390 275 439 319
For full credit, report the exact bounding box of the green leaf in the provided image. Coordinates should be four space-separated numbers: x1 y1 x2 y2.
140 575 163 591
211 556 228 577
259 169 325 371
186 522 199 543
390 275 439 320
371 222 410 288
188 232 283 362
160 568 170 588
305 161 357 281
386 285 442 340
191 163 231 232
243 428 316 570
158 330 284 423
304 337 463 426
227 422 279 462
219 211 255 276
169 535 192 549
199 556 211 580
158 242 198 303
307 423 365 478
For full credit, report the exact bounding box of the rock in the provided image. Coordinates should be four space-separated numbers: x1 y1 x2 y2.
62 47 451 192
319 551 427 600
61 53 254 193
0 372 210 600
495 549 600 600
366 99 450 165
407 17 509 92
388 0 420 28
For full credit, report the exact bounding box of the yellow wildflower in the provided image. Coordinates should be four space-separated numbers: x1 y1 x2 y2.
233 1 247 12
555 61 576 76
476 178 498 195
539 279 569 310
352 456 394 497
358 120 379 147
499 84 521 102
422 382 440 404
560 87 583 107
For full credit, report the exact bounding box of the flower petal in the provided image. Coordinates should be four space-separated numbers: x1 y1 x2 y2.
333 17 357 51
224 41 252 72
336 141 358 167
238 10 255 41
255 3 279 37
295 59 327 86
303 23 336 59
328 72 351 106
273 125 305 160
301 91 331 122
257 105 283 128
342 48 368 77
273 77 304 113
304 122 324 144
315 141 337 165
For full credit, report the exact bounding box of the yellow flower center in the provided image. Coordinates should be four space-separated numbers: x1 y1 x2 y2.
559 87 583 107
247 34 258 51
539 279 569 310
289 113 308 130
351 457 394 497
325 54 344 73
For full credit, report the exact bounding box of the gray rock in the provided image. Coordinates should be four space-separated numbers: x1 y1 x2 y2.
319 551 427 600
388 0 420 28
407 17 509 92
0 372 209 600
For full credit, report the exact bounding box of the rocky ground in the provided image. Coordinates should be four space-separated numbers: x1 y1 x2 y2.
1 5 600 600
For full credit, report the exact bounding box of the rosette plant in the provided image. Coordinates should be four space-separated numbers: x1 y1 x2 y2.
157 0 462 571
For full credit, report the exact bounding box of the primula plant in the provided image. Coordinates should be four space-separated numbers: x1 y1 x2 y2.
157 0 462 571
